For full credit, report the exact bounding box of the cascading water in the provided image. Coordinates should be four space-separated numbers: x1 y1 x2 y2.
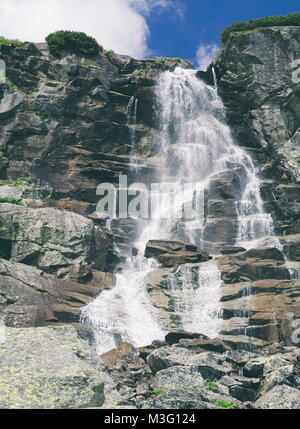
82 67 279 354
127 96 139 171
167 261 223 338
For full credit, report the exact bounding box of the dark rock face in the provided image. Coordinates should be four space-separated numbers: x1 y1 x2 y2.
0 44 191 203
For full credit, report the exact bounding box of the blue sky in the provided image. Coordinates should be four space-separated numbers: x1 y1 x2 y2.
0 0 299 68
146 0 300 63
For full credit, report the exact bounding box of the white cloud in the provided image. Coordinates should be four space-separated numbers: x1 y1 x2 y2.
0 0 184 59
196 43 220 71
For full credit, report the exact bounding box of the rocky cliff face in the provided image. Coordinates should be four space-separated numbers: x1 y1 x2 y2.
214 26 300 236
0 28 300 409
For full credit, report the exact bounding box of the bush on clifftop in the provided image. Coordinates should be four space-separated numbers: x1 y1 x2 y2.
0 36 23 48
45 31 102 57
221 12 300 44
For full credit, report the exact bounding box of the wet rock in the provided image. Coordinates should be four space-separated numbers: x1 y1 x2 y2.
165 331 208 345
218 252 290 283
145 240 198 258
144 240 211 267
218 334 269 352
280 234 300 261
178 338 231 354
243 247 285 262
221 247 247 255
157 251 211 267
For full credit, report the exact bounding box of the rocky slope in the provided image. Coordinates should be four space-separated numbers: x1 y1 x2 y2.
0 27 299 409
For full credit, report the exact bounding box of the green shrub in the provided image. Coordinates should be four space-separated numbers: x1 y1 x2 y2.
221 13 300 44
45 31 102 57
0 197 23 206
205 381 219 391
150 389 164 396
215 400 238 409
106 49 115 58
0 36 23 48
0 152 5 159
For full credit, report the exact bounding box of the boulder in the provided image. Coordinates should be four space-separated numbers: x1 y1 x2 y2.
244 358 269 378
146 365 242 409
254 385 300 409
165 331 208 345
100 343 136 367
0 204 111 281
145 240 198 258
219 375 260 402
147 347 233 380
0 326 107 409
261 356 295 393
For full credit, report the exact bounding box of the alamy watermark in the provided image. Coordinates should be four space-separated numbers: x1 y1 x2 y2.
96 175 205 230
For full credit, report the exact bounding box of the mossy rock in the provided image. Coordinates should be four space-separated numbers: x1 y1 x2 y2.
0 326 106 409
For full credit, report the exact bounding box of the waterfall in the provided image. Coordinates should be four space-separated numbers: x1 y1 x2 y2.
127 96 139 171
82 67 278 354
167 261 223 338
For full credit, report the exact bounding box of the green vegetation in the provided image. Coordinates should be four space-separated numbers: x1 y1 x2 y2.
5 78 20 90
221 13 300 44
45 31 102 57
215 400 238 409
0 152 5 159
0 197 23 206
150 389 164 396
106 49 116 59
0 36 23 49
0 178 34 187
205 381 219 391
83 62 107 71
25 110 52 121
